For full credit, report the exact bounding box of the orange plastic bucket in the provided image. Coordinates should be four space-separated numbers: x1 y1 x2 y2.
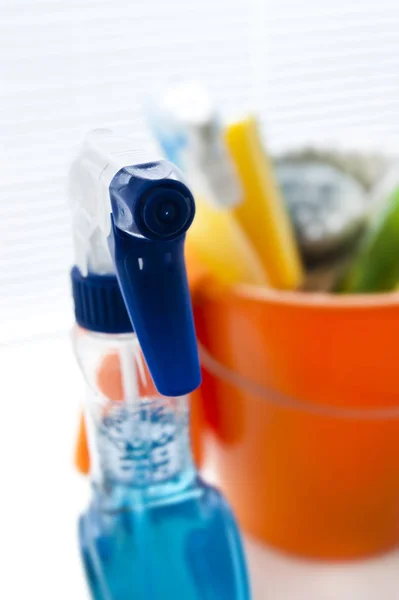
191 287 399 560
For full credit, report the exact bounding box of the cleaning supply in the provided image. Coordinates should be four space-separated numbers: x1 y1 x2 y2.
343 159 399 296
187 197 267 288
338 179 399 293
69 129 250 600
225 117 303 290
276 156 368 262
147 81 268 288
275 154 368 292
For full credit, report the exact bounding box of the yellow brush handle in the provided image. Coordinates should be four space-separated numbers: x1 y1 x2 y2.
225 117 303 290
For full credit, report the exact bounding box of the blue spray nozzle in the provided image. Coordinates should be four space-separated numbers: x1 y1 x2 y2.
110 163 195 241
68 130 201 396
107 160 201 397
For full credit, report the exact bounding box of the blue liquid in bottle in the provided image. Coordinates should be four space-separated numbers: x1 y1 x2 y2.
77 336 250 600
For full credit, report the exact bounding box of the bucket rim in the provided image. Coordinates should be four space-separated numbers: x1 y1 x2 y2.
229 285 399 310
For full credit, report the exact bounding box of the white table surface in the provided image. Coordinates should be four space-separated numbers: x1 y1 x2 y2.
2 333 398 599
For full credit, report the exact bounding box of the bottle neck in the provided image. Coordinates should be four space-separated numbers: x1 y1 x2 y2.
88 391 197 508
75 327 198 509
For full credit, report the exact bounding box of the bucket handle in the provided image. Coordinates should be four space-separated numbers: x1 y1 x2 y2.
198 342 399 421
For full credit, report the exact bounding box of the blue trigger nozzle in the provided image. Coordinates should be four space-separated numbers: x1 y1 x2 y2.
107 160 201 397
138 182 194 240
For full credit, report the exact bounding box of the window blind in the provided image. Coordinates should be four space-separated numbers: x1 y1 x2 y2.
0 0 256 343
2 0 399 343
257 0 399 153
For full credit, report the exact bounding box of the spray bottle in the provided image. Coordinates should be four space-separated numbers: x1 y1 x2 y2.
68 130 250 600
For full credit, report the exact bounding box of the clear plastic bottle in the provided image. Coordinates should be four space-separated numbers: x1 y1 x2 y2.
68 130 250 600
74 326 250 600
